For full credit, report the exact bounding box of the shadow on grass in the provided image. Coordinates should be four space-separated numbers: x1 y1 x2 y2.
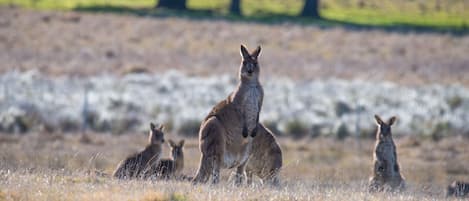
73 5 469 36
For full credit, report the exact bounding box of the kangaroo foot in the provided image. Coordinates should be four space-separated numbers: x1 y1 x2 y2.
242 125 248 138
250 126 258 137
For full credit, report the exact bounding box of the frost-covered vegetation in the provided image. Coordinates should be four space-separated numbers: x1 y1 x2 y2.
1 70 468 138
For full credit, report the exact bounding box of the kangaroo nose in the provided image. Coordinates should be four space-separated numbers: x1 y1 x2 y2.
247 69 253 74
161 139 165 143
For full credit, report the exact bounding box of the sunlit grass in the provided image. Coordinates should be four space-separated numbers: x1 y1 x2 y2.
0 133 468 200
1 0 468 29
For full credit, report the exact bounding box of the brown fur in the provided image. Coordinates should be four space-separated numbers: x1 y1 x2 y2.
112 123 165 179
147 139 185 179
192 45 264 185
447 181 469 197
368 115 405 192
245 123 282 186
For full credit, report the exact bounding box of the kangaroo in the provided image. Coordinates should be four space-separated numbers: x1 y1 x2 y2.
192 45 264 185
447 181 469 197
112 123 165 179
245 123 282 186
148 139 185 179
368 115 405 192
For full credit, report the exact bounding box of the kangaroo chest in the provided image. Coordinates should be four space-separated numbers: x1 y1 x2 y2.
375 142 398 176
376 142 395 161
240 86 261 128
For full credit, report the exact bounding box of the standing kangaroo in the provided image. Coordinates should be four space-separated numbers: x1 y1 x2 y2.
368 115 405 192
149 139 185 179
192 45 264 185
113 123 165 179
245 123 282 186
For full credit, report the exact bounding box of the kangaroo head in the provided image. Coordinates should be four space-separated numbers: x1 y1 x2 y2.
149 122 165 145
374 115 396 140
239 44 261 82
168 139 185 159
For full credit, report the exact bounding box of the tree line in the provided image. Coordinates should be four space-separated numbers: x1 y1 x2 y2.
157 0 321 18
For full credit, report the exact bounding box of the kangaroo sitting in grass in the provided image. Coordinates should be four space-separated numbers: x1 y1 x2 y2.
113 123 165 179
245 123 282 186
368 115 405 192
447 181 469 197
147 139 185 179
192 45 264 185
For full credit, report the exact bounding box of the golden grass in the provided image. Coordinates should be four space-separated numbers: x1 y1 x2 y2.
1 133 468 200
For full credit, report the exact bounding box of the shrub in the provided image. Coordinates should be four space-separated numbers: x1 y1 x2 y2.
335 123 349 140
447 96 463 110
430 121 452 141
58 117 80 132
177 119 201 137
262 120 283 136
97 116 141 134
285 119 309 139
0 104 44 134
334 101 352 117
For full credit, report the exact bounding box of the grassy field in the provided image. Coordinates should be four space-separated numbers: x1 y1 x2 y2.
1 0 468 29
1 1 468 200
0 132 468 200
2 7 468 86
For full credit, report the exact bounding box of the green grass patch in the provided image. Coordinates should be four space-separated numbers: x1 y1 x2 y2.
1 0 468 30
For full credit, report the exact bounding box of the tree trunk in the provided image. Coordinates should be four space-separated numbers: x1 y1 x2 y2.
156 0 187 10
229 0 241 15
301 0 320 18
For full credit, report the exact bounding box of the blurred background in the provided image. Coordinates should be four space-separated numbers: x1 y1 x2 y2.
1 0 468 138
0 1 468 199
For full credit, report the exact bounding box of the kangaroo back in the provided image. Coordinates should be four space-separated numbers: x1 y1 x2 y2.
246 123 282 186
113 123 165 179
147 139 185 179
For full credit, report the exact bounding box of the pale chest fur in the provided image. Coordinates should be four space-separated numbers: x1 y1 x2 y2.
241 86 262 130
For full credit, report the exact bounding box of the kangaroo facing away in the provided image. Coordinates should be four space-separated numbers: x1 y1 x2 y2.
148 139 185 179
368 115 405 192
113 123 165 179
245 123 282 186
192 45 264 185
447 181 469 197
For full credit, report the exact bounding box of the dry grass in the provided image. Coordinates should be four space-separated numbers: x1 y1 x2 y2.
1 7 468 86
1 132 468 200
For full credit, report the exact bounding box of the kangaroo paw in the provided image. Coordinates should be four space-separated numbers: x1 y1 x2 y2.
242 126 248 138
250 126 258 137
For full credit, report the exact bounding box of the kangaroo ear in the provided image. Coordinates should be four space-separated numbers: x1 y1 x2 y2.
168 139 175 147
179 140 185 147
240 44 250 59
159 124 165 132
251 45 261 58
374 115 384 126
148 130 154 143
388 116 397 126
150 122 156 130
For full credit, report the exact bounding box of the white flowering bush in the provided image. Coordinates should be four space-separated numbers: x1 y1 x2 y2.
1 70 468 137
